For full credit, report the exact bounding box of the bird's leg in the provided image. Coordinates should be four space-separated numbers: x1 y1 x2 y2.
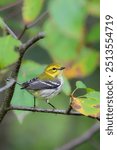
34 96 36 108
46 99 56 109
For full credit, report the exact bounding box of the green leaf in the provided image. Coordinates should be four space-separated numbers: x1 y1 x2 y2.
22 0 44 24
76 81 87 89
0 35 21 70
49 0 87 40
86 23 100 43
86 88 95 93
83 91 100 100
41 20 78 63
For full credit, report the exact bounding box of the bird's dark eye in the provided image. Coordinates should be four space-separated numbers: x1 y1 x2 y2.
52 68 56 70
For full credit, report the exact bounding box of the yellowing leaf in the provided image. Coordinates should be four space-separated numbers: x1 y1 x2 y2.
71 91 100 118
22 0 44 24
64 47 99 78
87 0 100 16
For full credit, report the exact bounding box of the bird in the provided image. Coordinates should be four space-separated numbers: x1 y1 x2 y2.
20 63 65 109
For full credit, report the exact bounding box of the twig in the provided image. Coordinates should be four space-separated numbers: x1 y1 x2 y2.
18 11 48 39
19 32 45 53
0 32 45 122
0 0 22 11
57 123 100 150
18 25 27 39
0 79 15 93
8 106 83 116
2 21 18 39
27 10 49 28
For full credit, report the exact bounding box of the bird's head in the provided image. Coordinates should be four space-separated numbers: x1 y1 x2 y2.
44 63 65 78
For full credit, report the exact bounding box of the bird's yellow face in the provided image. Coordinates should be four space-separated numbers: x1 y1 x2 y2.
45 63 65 77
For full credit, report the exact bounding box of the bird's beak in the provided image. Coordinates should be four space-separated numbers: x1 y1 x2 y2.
59 67 65 70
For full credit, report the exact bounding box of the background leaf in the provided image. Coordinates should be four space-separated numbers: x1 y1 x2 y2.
49 0 87 40
86 23 100 43
0 35 20 70
64 47 99 78
41 20 78 63
22 0 44 24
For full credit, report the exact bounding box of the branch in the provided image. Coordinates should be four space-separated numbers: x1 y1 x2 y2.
0 0 22 11
57 123 100 150
0 32 45 122
2 21 18 39
19 32 45 53
27 10 49 28
18 11 48 39
7 105 100 120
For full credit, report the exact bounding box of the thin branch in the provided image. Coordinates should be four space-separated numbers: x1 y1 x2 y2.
27 10 49 28
7 105 100 120
3 21 18 39
7 106 85 116
57 123 100 150
19 32 45 53
0 79 15 93
0 32 45 122
66 88 78 114
18 25 27 39
18 11 48 39
0 0 22 11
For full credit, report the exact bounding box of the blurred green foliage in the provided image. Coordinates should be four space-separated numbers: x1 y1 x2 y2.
0 35 20 69
0 0 100 150
22 0 44 24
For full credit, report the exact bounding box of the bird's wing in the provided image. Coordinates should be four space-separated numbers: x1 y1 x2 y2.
21 78 61 90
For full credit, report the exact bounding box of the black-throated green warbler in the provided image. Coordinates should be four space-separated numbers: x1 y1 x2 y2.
20 63 65 108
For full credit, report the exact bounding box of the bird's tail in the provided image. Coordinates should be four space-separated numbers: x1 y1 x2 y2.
6 78 22 86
